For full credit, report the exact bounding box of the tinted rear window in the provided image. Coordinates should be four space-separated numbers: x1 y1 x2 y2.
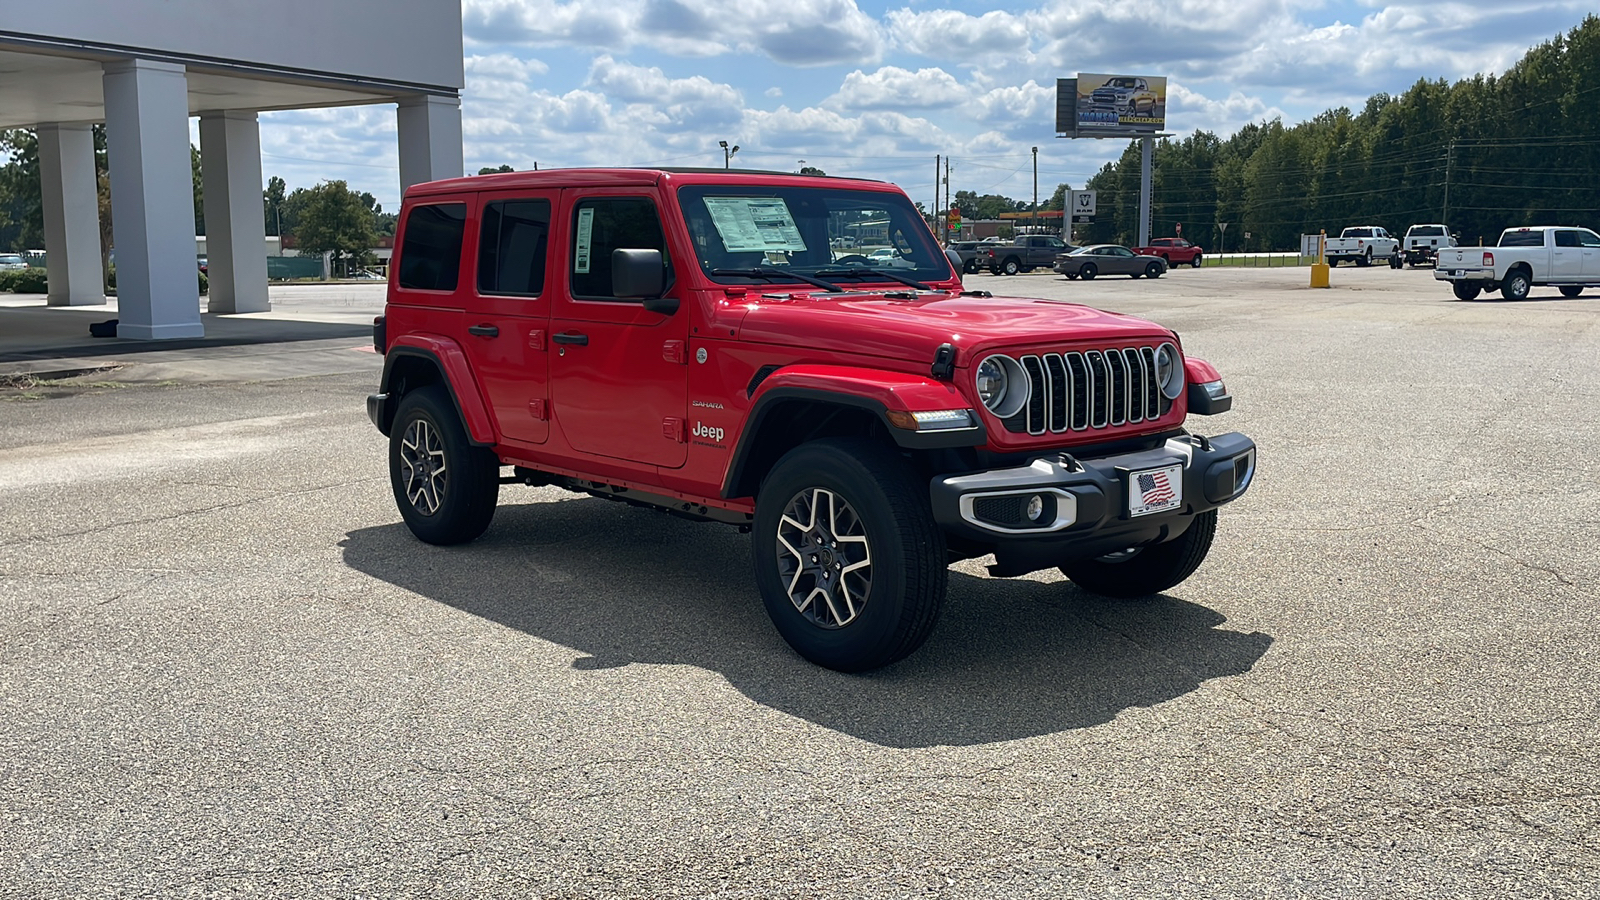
1498 230 1545 247
478 199 551 296
398 203 466 291
1409 226 1444 236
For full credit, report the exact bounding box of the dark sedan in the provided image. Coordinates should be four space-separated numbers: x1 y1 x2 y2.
1053 244 1167 280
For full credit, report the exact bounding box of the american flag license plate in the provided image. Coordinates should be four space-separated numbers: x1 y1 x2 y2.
1129 464 1183 517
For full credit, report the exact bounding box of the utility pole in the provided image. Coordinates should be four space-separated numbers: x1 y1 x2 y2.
944 158 951 242
1031 146 1038 235
934 154 941 241
1442 139 1455 224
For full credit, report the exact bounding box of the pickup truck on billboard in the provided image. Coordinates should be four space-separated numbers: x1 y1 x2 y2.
1076 74 1167 134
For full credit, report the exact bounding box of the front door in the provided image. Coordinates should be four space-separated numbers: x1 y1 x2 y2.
462 190 555 445
548 190 690 469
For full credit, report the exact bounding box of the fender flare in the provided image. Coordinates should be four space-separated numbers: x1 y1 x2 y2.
379 335 496 445
721 364 986 499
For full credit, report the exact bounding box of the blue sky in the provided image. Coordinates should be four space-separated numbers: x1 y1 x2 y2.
251 1 1594 212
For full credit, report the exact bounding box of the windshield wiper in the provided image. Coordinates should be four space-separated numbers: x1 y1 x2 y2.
710 266 843 293
814 267 932 291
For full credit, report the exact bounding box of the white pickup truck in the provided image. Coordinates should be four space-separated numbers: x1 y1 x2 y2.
1401 224 1457 267
1434 226 1600 300
1325 226 1400 268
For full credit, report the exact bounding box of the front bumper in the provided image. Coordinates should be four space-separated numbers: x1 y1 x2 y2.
367 392 389 434
930 432 1256 576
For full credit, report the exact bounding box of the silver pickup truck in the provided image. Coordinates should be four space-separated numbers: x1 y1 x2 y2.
1434 226 1600 300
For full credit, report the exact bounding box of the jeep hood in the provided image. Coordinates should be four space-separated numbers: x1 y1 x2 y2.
732 291 1174 363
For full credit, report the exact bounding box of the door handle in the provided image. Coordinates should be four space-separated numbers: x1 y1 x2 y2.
552 332 589 346
467 324 499 338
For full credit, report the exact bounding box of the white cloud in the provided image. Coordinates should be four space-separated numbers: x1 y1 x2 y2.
826 67 968 111
463 0 885 66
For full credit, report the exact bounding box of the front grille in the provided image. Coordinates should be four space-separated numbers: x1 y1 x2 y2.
1003 345 1170 435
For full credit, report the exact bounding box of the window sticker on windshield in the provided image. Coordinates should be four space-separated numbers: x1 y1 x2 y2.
703 198 807 253
574 207 595 274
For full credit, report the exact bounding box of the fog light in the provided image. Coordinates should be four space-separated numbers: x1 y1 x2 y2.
1026 494 1044 522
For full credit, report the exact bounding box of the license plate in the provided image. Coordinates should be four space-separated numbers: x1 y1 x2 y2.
1453 269 1464 277
1129 464 1183 517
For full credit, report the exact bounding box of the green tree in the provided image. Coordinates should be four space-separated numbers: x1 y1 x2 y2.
799 165 826 176
0 129 42 251
264 175 287 236
293 179 378 276
477 164 515 175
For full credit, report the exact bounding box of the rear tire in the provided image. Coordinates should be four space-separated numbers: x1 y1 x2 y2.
1501 269 1532 301
389 385 500 545
1080 263 1098 280
1452 282 1482 301
1060 511 1217 598
1357 250 1372 267
1559 285 1584 298
1002 258 1021 276
752 438 947 672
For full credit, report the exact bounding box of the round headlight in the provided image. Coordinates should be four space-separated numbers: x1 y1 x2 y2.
975 355 1029 419
1156 342 1184 400
975 356 1008 408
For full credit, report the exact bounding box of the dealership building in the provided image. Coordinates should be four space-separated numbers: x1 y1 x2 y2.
0 0 463 338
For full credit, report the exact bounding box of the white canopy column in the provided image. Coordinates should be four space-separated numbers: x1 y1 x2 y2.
36 123 104 306
198 110 269 313
102 58 201 339
396 94 463 193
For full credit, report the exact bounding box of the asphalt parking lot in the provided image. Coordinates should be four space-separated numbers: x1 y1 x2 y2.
2 268 1597 898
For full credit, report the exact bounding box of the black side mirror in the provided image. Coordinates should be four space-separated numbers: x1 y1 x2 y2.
612 248 677 314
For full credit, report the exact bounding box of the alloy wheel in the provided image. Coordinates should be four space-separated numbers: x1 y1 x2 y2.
775 487 873 628
399 418 448 515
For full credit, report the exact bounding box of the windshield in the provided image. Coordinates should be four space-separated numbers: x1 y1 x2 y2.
0 255 23 265
677 184 950 287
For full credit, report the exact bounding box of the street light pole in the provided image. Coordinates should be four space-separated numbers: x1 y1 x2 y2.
719 140 739 169
1031 146 1038 235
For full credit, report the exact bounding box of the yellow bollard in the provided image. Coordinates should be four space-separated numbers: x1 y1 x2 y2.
1309 230 1330 288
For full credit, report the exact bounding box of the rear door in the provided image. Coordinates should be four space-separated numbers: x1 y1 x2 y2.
1578 229 1600 278
1551 230 1584 281
548 189 690 469
462 190 556 445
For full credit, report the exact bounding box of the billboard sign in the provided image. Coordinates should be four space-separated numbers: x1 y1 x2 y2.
1075 73 1167 135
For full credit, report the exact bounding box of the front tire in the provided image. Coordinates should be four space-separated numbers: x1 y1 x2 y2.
1190 254 1202 268
1145 262 1163 279
389 385 500 545
1060 511 1217 598
1501 269 1532 300
1559 285 1584 298
752 438 947 672
1452 281 1482 301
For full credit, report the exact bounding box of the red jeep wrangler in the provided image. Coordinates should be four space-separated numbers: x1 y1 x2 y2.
368 169 1256 671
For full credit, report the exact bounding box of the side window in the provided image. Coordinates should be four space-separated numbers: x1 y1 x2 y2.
1554 230 1581 248
397 203 466 291
478 199 551 296
570 197 670 300
1046 237 1065 249
1578 230 1600 248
